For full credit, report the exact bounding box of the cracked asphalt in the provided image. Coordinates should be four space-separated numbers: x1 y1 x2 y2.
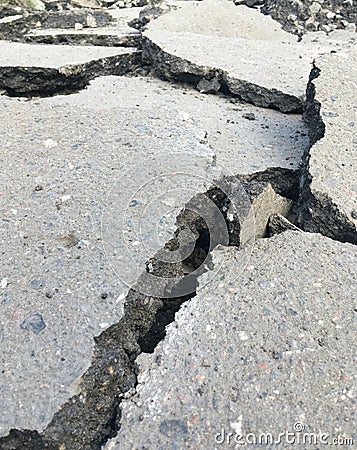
0 0 356 449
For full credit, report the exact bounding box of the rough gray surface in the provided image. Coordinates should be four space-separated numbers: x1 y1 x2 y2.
0 2 356 449
0 40 134 67
60 75 309 174
294 48 357 244
0 9 114 41
142 0 353 112
105 231 357 450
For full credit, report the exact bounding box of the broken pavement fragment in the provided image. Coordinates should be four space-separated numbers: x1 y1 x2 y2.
23 8 142 47
105 231 357 450
294 49 357 244
0 80 218 440
0 9 113 41
142 0 352 113
0 40 138 96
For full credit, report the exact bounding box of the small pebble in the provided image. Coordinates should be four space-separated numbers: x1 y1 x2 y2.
61 194 71 202
322 111 339 117
309 2 321 15
31 278 44 289
351 210 357 220
238 331 249 341
42 139 58 148
21 312 46 335
242 112 256 121
159 418 188 438
116 292 126 302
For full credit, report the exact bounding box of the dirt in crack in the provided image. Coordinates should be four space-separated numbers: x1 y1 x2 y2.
0 169 298 450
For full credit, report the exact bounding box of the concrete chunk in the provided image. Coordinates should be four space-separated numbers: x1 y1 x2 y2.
105 231 357 449
142 0 353 112
62 75 309 174
0 40 135 68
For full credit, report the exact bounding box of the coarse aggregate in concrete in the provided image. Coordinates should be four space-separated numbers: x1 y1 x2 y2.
105 231 357 450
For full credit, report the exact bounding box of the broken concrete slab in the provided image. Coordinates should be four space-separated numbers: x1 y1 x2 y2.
142 0 354 112
0 40 134 67
294 49 357 244
24 26 141 47
0 40 138 95
23 7 142 46
105 231 357 449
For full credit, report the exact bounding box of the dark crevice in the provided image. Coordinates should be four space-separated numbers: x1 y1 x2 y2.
138 292 194 354
237 167 300 201
0 10 114 42
23 34 142 48
292 63 357 245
